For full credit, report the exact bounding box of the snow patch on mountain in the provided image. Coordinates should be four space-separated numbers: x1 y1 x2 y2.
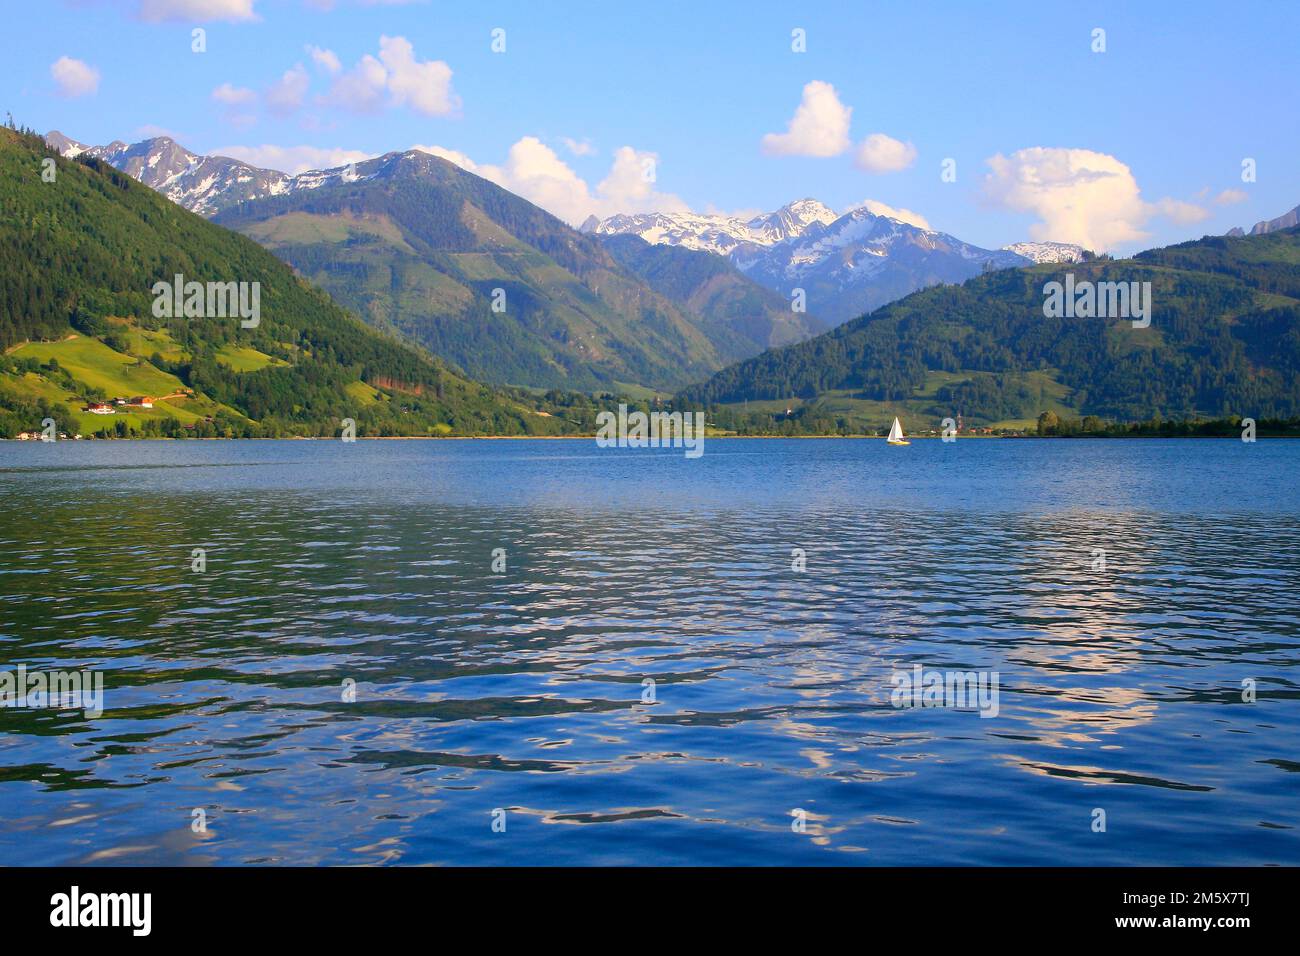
44 130 89 159
43 130 384 216
1001 241 1086 264
583 200 838 257
591 199 1035 325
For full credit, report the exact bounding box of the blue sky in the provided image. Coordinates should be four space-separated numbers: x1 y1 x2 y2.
4 0 1297 252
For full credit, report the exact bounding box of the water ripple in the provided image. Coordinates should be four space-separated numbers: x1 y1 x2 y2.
0 438 1297 865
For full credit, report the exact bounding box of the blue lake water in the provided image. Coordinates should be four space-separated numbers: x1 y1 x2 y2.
0 437 1297 865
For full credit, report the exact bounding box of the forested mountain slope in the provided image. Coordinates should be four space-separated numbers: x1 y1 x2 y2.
679 227 1300 427
210 149 758 392
0 126 569 438
596 233 827 349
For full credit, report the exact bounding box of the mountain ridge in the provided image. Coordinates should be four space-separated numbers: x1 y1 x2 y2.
46 130 816 392
209 148 760 391
2 125 567 438
46 129 299 216
677 226 1300 429
595 233 828 350
1001 241 1086 264
1226 203 1300 238
586 201 1084 325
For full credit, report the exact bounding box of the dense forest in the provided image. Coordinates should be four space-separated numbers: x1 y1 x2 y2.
0 124 574 439
677 227 1300 427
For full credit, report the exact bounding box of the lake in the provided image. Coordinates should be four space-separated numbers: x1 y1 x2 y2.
0 437 1297 865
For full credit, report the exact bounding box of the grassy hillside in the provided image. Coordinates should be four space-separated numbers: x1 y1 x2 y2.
678 228 1300 431
213 150 756 392
0 125 572 439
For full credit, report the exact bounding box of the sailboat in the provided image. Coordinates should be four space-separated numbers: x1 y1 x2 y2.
886 417 910 446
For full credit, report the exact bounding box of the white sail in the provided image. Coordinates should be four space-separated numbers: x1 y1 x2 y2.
887 417 903 442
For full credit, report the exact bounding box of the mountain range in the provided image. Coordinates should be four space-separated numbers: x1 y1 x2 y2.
1 126 569 439
32 128 1299 435
44 132 823 392
42 132 1083 374
584 201 1084 325
581 199 841 256
678 225 1300 430
44 130 303 217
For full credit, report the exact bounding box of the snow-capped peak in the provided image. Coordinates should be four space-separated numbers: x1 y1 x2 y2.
42 129 389 216
583 199 840 257
45 130 90 158
1001 241 1086 264
744 199 839 244
589 197 1035 326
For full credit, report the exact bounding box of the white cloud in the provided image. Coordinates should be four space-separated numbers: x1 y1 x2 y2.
761 81 852 158
854 133 917 173
985 148 1144 249
596 146 690 215
50 57 100 98
212 83 257 127
1152 197 1210 225
1214 188 1248 206
327 54 388 113
212 82 256 105
848 199 931 230
265 63 310 115
489 138 597 222
410 137 687 226
378 35 458 116
137 0 257 21
983 147 1209 250
305 45 342 74
326 36 458 117
562 137 595 157
212 144 376 175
